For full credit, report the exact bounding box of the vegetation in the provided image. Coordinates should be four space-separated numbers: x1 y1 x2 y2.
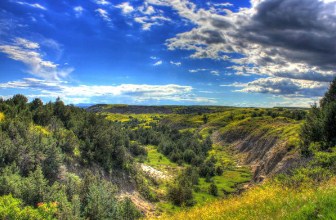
148 78 336 219
2 86 335 220
301 78 336 154
153 178 336 220
0 95 141 219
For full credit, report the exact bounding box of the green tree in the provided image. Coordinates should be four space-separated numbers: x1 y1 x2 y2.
30 98 43 111
208 183 218 196
301 78 336 154
84 179 118 220
118 198 142 220
23 166 49 206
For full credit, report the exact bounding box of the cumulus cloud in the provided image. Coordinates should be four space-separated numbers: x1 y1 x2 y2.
225 77 329 98
145 0 336 100
115 2 134 14
0 38 73 81
0 78 215 104
163 0 336 79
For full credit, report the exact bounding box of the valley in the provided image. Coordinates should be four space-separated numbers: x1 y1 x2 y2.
90 105 306 217
0 95 335 220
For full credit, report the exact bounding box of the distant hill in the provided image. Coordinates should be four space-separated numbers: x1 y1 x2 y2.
87 104 236 114
88 104 308 115
75 103 94 108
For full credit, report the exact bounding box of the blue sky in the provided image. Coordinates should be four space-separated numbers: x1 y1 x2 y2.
0 0 335 106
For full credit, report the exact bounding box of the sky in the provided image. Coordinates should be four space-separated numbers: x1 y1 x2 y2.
0 0 335 107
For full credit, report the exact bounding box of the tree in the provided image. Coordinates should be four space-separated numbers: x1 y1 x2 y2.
23 166 48 206
42 144 63 183
84 180 118 220
320 79 336 108
167 170 195 206
208 183 218 196
30 98 43 111
11 94 28 109
119 198 142 220
202 114 208 124
301 77 336 154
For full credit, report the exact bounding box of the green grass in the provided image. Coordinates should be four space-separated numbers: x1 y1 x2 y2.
143 145 179 171
193 141 251 204
105 113 164 122
195 167 251 198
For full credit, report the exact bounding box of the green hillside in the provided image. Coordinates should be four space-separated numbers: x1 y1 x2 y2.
1 79 336 220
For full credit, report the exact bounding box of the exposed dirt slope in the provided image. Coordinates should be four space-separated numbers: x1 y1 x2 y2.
218 117 303 182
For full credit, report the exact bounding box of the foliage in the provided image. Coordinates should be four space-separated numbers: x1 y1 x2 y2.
208 183 218 197
167 168 198 207
0 95 142 219
118 198 142 220
154 178 336 220
301 78 336 153
0 194 57 220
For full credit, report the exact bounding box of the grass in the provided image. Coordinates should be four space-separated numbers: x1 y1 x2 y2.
151 178 336 220
143 145 179 172
104 113 165 127
131 108 306 217
218 116 301 145
194 144 251 201
162 114 205 129
138 144 251 214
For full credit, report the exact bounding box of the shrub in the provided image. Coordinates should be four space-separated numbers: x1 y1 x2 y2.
208 183 218 196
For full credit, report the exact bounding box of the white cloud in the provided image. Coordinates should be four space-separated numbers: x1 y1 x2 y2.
150 56 158 60
153 60 163 66
225 77 329 98
96 0 110 5
134 15 171 30
146 0 336 100
16 1 46 10
139 4 155 15
189 68 220 75
213 2 234 7
95 8 112 22
220 82 246 87
189 69 208 73
162 0 336 80
211 70 220 76
170 61 182 66
115 1 171 30
14 38 39 49
0 78 215 104
0 38 73 81
74 6 84 17
116 2 134 14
